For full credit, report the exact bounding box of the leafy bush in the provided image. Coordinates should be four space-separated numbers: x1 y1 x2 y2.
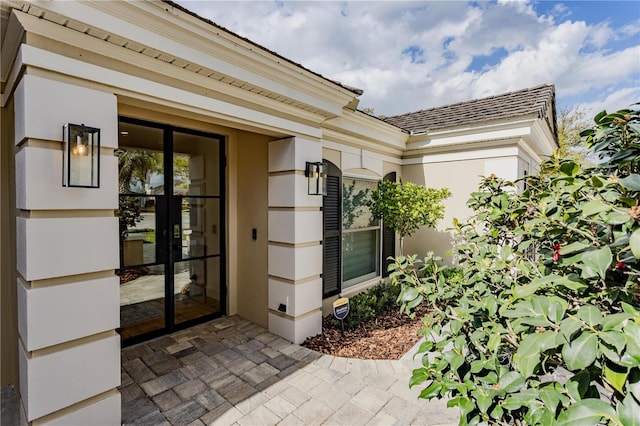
330 282 401 330
400 107 640 425
389 252 463 318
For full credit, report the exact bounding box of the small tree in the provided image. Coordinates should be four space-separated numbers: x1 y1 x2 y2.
369 179 451 255
540 105 593 176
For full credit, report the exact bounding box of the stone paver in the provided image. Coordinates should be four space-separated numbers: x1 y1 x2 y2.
120 315 458 425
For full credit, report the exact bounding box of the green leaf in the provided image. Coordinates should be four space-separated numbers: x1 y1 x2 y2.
604 362 627 394
631 229 640 259
619 174 640 191
601 330 627 353
622 302 639 315
472 390 492 413
559 241 590 255
582 199 611 216
498 371 526 393
556 399 616 426
560 161 580 177
539 385 563 413
400 286 419 302
487 333 501 353
501 389 538 409
570 370 592 399
629 368 640 401
617 393 640 426
602 312 633 331
513 280 544 299
542 296 567 324
516 331 557 377
581 246 613 280
604 209 632 225
562 332 597 370
624 323 640 363
416 340 434 355
409 368 429 388
418 381 442 399
576 305 603 327
559 316 582 341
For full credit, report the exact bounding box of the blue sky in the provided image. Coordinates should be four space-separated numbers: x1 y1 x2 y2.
175 0 639 118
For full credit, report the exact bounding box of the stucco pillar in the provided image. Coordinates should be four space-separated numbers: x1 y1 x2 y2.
14 75 121 424
267 137 323 343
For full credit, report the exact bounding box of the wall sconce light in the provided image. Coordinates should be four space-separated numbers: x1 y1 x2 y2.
63 123 100 188
305 161 327 195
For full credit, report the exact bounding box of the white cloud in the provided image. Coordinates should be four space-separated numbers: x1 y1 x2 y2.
174 1 640 117
578 87 640 118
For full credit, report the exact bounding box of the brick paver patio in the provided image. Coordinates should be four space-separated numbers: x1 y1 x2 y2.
120 315 458 425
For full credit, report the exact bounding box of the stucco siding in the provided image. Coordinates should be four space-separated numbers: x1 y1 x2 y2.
403 159 485 263
236 132 269 328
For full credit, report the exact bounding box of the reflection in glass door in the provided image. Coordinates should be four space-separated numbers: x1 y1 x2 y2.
117 118 225 345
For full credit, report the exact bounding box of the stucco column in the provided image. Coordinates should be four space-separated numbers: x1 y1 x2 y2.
14 75 121 424
267 137 323 343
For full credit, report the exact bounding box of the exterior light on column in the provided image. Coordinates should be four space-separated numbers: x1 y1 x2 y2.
305 161 327 196
63 123 100 188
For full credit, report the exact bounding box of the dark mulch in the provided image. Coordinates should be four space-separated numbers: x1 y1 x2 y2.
302 304 429 360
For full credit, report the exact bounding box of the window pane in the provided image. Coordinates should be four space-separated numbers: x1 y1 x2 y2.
180 197 221 259
343 178 379 230
118 195 163 267
343 229 379 285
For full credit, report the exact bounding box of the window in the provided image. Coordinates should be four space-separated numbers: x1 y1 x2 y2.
342 178 380 288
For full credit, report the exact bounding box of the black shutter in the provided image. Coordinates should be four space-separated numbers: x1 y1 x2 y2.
381 172 396 277
323 161 341 298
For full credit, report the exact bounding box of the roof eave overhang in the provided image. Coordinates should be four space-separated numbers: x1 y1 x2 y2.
2 0 358 117
406 115 552 151
323 110 408 153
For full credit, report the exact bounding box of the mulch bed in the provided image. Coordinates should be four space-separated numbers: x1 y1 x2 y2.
302 304 430 360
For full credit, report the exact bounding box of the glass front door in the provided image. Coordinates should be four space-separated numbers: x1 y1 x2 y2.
117 117 225 345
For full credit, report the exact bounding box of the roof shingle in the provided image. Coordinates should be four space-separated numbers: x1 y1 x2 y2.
383 84 556 133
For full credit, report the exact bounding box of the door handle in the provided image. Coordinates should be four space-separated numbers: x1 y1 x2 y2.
174 224 181 239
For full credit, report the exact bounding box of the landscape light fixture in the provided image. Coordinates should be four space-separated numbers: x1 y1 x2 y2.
63 123 100 188
305 161 327 196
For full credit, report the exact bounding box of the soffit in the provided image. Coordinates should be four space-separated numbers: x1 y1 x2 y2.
3 1 353 119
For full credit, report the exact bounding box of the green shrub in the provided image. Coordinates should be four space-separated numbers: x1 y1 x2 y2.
398 106 640 425
330 282 401 330
389 252 462 319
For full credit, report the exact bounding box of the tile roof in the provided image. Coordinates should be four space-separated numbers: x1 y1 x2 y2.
383 84 556 133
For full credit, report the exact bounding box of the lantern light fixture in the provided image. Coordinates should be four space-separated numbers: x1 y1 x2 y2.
63 123 100 188
305 161 327 196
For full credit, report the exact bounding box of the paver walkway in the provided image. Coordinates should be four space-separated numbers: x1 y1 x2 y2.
121 315 459 425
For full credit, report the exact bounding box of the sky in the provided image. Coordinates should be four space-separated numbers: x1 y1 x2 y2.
174 0 640 118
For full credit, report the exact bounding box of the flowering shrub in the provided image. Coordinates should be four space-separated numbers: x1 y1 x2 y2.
398 107 640 424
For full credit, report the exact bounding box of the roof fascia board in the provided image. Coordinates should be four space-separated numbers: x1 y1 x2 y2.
24 1 350 116
322 128 404 158
402 143 521 166
19 44 322 139
529 118 559 155
323 111 407 150
12 10 327 125
322 138 402 165
517 139 546 165
406 117 539 150
1 10 24 85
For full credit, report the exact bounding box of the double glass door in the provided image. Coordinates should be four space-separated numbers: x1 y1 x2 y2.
117 117 225 345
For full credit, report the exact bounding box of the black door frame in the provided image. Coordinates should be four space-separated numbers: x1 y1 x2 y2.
118 116 227 346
